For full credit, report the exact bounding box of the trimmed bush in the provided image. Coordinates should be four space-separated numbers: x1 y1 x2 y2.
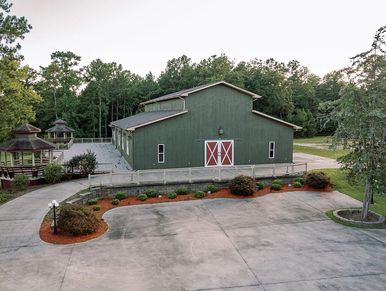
175 187 188 195
111 198 120 205
294 176 305 185
64 150 98 175
256 181 265 190
93 205 101 211
293 181 302 188
194 191 205 199
137 194 148 201
272 179 282 185
168 193 177 199
144 189 158 198
87 198 98 205
305 172 330 189
271 183 282 191
43 163 62 184
12 174 29 191
206 184 218 193
229 175 255 196
57 204 99 236
115 192 126 200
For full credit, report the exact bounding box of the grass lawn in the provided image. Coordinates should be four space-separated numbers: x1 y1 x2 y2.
294 136 333 144
293 144 349 160
313 168 386 218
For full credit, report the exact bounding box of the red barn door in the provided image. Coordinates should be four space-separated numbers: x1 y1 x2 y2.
205 140 233 167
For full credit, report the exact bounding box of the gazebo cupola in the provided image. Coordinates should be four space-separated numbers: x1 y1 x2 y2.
45 119 75 147
0 124 56 182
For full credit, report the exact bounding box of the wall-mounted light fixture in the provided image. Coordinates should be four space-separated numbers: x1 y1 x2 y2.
218 126 224 136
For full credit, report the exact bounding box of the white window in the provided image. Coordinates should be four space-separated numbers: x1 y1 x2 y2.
158 144 165 163
269 141 275 159
126 137 130 156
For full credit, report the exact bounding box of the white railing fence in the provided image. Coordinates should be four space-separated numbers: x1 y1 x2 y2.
88 163 308 188
74 138 112 144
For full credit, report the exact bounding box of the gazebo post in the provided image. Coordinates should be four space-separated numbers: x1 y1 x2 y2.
10 153 14 167
64 132 66 139
48 132 51 139
21 152 24 166
32 152 35 166
40 150 43 165
49 150 52 163
71 132 73 138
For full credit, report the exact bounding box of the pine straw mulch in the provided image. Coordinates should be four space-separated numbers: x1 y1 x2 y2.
40 184 332 244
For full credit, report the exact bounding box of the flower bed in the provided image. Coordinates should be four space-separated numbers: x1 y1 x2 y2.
40 183 331 244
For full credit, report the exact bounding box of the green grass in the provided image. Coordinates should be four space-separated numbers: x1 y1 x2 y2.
294 145 349 160
0 191 13 205
312 168 386 218
294 136 333 144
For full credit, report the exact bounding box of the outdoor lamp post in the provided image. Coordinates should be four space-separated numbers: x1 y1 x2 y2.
48 200 59 235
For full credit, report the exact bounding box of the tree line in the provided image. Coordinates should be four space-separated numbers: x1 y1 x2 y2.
29 53 347 140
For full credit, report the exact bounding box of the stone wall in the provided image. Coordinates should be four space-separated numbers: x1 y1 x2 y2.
69 176 298 205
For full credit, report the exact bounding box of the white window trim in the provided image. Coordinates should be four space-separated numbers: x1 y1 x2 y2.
158 144 165 163
269 141 275 159
126 137 129 156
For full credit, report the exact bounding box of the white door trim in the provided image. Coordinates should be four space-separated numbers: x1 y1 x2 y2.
204 140 234 167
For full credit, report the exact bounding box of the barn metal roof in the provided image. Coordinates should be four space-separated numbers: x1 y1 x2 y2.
110 110 188 131
252 110 302 130
141 81 261 105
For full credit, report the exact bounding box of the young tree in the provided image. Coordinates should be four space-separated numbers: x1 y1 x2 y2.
0 0 41 141
334 25 386 219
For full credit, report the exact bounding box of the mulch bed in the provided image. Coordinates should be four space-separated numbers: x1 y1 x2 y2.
40 184 331 244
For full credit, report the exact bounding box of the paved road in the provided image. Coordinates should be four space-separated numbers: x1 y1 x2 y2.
1 178 386 290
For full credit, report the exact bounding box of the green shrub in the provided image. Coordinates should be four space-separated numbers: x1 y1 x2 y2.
305 172 330 189
137 194 148 201
194 191 205 199
57 204 99 236
115 192 126 200
93 205 101 211
294 176 305 185
206 184 218 193
144 189 158 198
65 150 98 175
175 187 188 195
43 163 62 184
272 179 282 185
256 181 265 190
87 198 98 205
229 175 255 196
271 183 282 191
111 198 120 205
293 181 302 188
12 174 29 191
168 192 177 199
0 191 12 204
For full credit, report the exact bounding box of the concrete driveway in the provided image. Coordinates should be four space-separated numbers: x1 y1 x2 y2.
1 186 386 291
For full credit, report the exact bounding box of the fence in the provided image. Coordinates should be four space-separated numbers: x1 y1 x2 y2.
88 163 308 188
73 138 112 144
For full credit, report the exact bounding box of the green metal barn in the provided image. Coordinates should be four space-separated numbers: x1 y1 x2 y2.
110 81 301 170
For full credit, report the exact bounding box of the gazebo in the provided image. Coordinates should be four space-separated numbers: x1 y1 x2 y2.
0 124 56 186
45 119 74 148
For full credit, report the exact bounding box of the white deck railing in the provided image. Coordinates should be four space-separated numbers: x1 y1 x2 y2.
73 138 112 144
88 163 308 188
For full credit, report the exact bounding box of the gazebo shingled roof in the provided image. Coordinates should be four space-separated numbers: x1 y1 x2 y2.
45 119 75 133
0 123 55 152
13 124 41 134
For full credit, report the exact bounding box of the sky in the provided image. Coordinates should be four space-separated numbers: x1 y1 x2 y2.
12 0 386 77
